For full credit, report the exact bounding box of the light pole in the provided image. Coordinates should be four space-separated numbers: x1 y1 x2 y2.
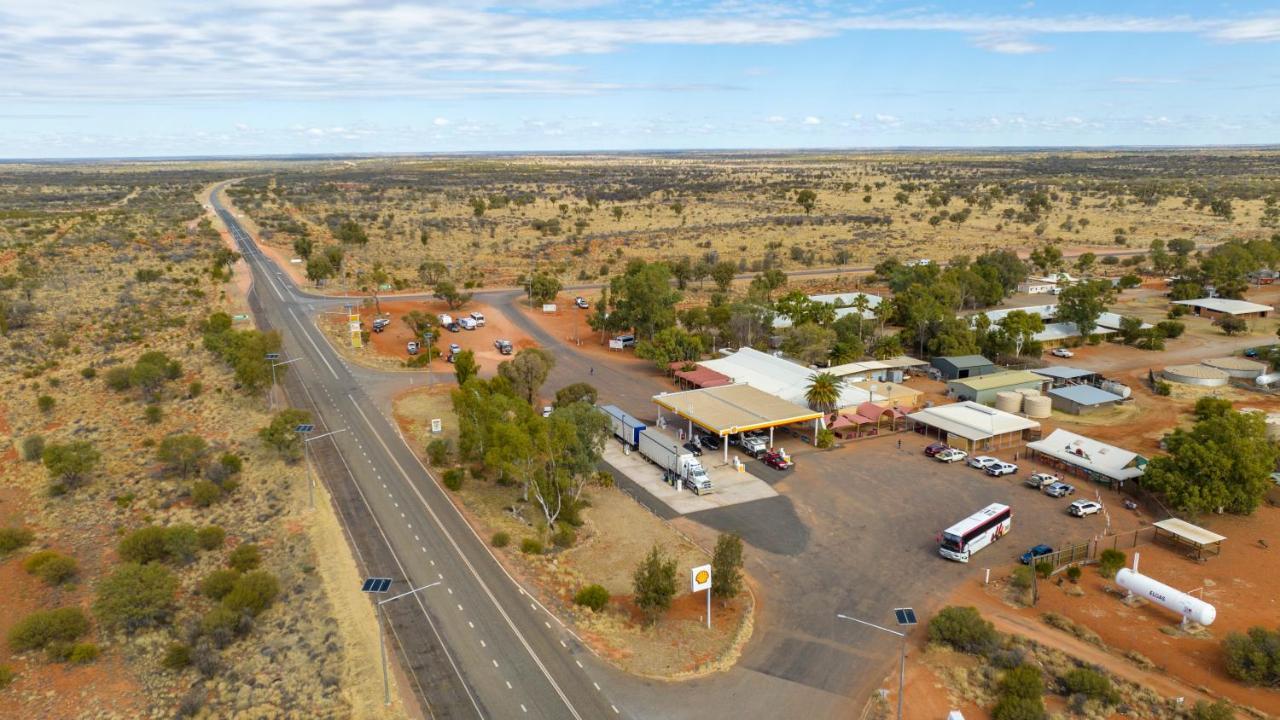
266 354 300 411
837 607 917 720
361 578 441 706
296 425 345 509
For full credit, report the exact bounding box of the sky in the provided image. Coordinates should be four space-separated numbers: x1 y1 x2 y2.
1 1 1279 158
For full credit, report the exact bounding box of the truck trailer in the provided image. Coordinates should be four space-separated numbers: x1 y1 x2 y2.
601 404 646 448
637 428 712 495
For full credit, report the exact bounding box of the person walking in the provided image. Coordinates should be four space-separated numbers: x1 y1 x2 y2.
590 366 594 375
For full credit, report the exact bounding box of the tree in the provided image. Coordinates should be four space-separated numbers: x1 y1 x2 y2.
609 260 682 340
749 268 787 300
804 372 843 415
783 323 837 366
258 408 313 462
928 606 998 654
418 260 447 286
292 235 313 260
305 254 334 284
367 263 390 315
1222 626 1280 686
1057 279 1111 339
795 189 817 214
554 382 598 408
93 562 178 633
498 347 555 406
1215 315 1248 336
42 441 100 488
528 273 562 305
1029 245 1063 273
1117 315 1146 345
434 279 472 311
1075 252 1096 275
323 245 345 273
335 219 368 245
453 350 478 385
711 533 744 600
635 326 704 370
156 434 208 478
1143 408 1278 515
710 261 737 292
632 545 677 625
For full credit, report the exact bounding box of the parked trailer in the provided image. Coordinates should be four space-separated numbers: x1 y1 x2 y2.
600 404 646 448
637 428 712 495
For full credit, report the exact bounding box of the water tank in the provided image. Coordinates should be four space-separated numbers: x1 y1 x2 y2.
1099 380 1132 399
1015 387 1040 398
1024 395 1053 419
1116 568 1216 626
994 391 1023 413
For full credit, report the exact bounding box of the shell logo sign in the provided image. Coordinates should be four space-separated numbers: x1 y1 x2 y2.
691 564 712 593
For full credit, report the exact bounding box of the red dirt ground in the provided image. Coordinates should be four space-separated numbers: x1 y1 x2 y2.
357 299 535 375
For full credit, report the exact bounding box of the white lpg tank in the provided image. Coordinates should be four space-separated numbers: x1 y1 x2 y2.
1116 568 1216 626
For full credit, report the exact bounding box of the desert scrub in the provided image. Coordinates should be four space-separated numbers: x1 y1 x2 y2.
7 607 90 652
0 664 13 689
228 543 262 572
19 435 44 461
221 571 280 617
190 480 222 507
68 643 100 664
196 525 226 551
574 584 609 612
1097 549 1126 578
491 532 510 548
520 538 544 555
552 525 576 548
1041 612 1104 647
118 524 201 565
199 569 240 600
442 467 465 491
22 550 78 585
426 438 452 466
0 527 34 556
162 643 192 670
93 562 178 633
927 606 998 655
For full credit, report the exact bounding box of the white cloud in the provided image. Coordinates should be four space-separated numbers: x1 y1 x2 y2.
971 34 1050 54
874 113 901 127
1211 18 1280 42
802 116 821 125
433 117 451 126
764 115 787 124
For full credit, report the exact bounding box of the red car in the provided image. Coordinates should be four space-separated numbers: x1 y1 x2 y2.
924 442 950 458
762 450 793 470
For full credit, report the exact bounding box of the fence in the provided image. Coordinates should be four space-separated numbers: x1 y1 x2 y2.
1037 526 1156 575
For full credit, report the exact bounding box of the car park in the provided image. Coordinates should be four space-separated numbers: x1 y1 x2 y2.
575 297 590 309
924 442 950 457
682 441 703 456
469 311 485 326
1019 544 1054 565
761 450 793 470
1025 472 1059 489
985 461 1018 477
967 455 999 469
372 318 390 333
1044 482 1076 497
406 341 419 355
1069 499 1103 517
1051 347 1074 358
935 448 968 463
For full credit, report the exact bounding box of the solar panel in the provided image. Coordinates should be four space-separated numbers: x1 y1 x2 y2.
894 608 917 626
295 424 316 433
361 578 393 593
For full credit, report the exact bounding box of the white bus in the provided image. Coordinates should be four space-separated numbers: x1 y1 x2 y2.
938 503 1011 562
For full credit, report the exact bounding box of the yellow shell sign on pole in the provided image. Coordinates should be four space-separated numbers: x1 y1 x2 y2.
346 305 362 349
691 564 712 629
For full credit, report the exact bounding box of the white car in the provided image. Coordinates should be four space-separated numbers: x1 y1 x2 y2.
406 341 419 355
1069 500 1103 517
1025 472 1059 489
458 317 477 331
985 462 1018 477
470 311 486 327
575 297 590 309
1051 347 1074 358
935 448 968 463
967 455 999 470
541 406 553 417
1044 482 1076 498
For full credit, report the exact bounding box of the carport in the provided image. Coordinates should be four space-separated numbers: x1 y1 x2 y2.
652 384 823 463
1153 518 1225 560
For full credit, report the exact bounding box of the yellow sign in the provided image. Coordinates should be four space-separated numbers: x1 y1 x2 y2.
348 309 362 349
691 563 712 593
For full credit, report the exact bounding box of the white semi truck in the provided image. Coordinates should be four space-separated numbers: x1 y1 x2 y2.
637 428 713 495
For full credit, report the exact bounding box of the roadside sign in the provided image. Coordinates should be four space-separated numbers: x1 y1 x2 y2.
431 419 442 433
691 564 712 593
232 313 249 322
541 303 557 314
290 258 303 264
608 339 624 350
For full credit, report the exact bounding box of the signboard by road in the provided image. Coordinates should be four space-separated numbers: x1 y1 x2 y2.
608 339 624 350
691 564 712 592
541 303 557 313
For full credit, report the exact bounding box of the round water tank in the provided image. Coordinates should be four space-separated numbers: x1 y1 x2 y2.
1116 568 1216 626
1024 395 1053 418
1016 387 1040 398
994 391 1023 413
1099 381 1132 399
1163 364 1229 387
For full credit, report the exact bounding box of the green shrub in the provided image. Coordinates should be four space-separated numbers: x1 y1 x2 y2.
144 405 163 424
7 607 90 651
520 538 544 555
37 395 55 412
156 434 208 478
188 381 203 398
20 435 45 462
1065 566 1082 583
0 527 34 556
1222 626 1280 685
162 643 192 670
199 569 240 600
815 428 835 449
200 606 246 647
217 452 242 475
197 526 226 551
22 550 77 585
0 665 13 689
552 525 576 548
991 695 1046 720
104 366 133 391
118 524 200 565
573 584 610 611
228 543 261 572
1154 380 1172 396
1098 549 1126 579
93 562 178 632
442 468 465 491
1034 560 1053 579
68 643 100 664
1062 667 1119 704
190 481 222 507
491 532 511 548
1011 565 1033 590
221 571 280 617
1190 699 1236 720
1000 664 1043 699
426 438 452 466
81 367 97 379
927 606 998 655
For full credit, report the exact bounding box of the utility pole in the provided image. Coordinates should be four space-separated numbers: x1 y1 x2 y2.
361 579 441 706
837 608 916 720
297 425 346 509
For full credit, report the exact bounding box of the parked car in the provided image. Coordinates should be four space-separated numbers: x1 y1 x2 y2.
447 322 461 333
438 313 454 327
1044 482 1076 498
406 341 419 355
935 448 968 463
1019 544 1054 565
761 450 793 470
449 343 461 355
985 461 1018 477
1025 472 1060 489
372 318 390 333
740 434 768 458
575 296 590 309
1069 499 1103 517
469 311 486 326
541 406 553 418
613 334 636 348
459 317 477 331
967 455 999 469
1051 347 1074 358
698 434 720 451
1245 347 1260 358
683 441 703 456
494 339 514 355
924 442 950 458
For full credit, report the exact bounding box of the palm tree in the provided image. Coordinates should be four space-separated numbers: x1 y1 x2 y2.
805 372 844 416
850 294 871 341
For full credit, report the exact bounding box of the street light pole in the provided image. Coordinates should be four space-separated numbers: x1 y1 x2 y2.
837 611 914 720
298 427 345 509
267 356 300 412
376 581 441 705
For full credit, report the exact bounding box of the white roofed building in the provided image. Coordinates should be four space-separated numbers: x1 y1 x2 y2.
906 401 1041 452
1026 428 1146 488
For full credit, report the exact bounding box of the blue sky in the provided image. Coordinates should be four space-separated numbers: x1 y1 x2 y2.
1 1 1278 158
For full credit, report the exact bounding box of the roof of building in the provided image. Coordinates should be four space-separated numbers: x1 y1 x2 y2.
773 292 883 328
699 347 871 409
850 380 921 406
906 401 1040 441
978 304 1056 324
826 356 929 377
1202 357 1268 372
1153 518 1226 547
1047 385 1124 406
1026 428 1145 481
934 354 994 369
948 370 1046 392
972 305 1147 335
1030 366 1097 380
652 384 823 434
1173 298 1274 314
671 364 732 388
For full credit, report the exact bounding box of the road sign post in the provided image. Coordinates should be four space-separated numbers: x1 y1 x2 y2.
691 564 712 629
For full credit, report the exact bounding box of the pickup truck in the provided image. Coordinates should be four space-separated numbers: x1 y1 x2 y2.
740 434 768 458
1025 473 1059 490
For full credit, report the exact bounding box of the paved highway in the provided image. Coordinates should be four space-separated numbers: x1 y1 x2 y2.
210 186 628 720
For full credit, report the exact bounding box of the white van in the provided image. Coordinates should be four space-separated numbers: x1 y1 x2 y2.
438 314 454 327
459 317 477 331
469 311 486 327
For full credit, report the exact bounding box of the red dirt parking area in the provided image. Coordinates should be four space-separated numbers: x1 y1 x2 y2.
359 299 535 375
